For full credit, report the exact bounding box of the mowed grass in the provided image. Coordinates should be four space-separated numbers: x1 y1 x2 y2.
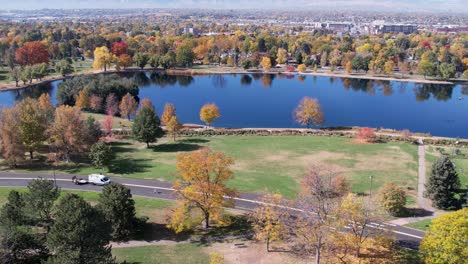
425 146 468 186
39 135 419 198
112 244 209 264
405 219 433 231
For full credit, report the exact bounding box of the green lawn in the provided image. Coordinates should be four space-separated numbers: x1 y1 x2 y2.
113 244 209 264
405 219 433 231
425 146 468 186
4 135 419 198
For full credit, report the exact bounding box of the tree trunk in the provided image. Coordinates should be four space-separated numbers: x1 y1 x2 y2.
204 212 210 229
146 142 150 148
15 80 18 87
173 133 176 142
29 151 33 160
315 246 321 264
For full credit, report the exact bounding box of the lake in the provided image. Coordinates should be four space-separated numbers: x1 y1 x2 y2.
1 72 467 138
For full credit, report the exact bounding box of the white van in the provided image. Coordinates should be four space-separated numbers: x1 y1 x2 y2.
88 174 111 186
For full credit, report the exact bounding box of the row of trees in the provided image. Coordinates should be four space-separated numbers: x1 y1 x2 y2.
0 179 140 263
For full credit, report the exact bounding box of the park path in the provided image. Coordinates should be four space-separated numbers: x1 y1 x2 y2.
417 138 435 212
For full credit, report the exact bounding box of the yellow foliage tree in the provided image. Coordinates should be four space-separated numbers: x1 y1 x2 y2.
169 148 238 232
226 56 235 67
75 90 89 109
294 97 325 128
261 57 272 72
345 61 353 74
119 93 138 120
384 60 395 76
167 115 183 141
420 208 468 264
297 64 307 73
161 103 176 125
276 48 288 64
209 253 224 264
93 46 114 72
38 93 53 113
200 103 220 127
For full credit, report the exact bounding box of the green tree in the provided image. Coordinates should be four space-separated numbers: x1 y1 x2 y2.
438 63 456 80
425 156 461 210
17 98 48 159
32 63 48 81
9 67 21 87
97 183 136 241
55 59 73 77
46 194 114 264
0 226 48 264
132 106 164 148
420 208 467 264
0 191 25 226
133 53 149 69
418 59 436 78
20 66 33 84
176 45 195 68
24 179 60 228
378 182 406 216
89 142 113 169
149 54 160 68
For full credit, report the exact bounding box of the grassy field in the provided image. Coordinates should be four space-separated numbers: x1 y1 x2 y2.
405 219 433 231
425 145 468 186
84 112 133 130
113 244 209 264
8 135 419 199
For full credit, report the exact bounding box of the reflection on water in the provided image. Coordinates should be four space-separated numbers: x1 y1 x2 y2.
8 82 54 102
414 83 454 102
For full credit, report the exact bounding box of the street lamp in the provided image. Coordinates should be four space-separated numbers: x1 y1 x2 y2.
369 175 373 201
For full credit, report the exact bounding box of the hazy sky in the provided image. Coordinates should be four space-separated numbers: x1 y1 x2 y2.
0 0 467 12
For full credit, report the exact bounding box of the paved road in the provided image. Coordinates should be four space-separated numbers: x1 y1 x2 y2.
0 172 425 250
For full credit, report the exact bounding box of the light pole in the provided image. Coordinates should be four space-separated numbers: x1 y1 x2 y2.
53 153 57 187
369 175 374 201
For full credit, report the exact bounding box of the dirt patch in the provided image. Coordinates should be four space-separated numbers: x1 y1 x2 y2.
263 151 292 162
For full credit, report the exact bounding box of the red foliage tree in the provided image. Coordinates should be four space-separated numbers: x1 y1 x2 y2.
15 41 49 66
286 66 295 72
357 127 376 143
111 41 128 56
103 114 113 135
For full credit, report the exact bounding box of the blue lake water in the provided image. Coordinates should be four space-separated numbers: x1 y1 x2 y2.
1 72 467 138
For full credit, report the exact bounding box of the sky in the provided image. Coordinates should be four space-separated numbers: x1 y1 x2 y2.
0 0 467 13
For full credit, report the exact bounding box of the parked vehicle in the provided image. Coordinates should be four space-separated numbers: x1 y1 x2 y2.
71 175 88 185
88 174 111 186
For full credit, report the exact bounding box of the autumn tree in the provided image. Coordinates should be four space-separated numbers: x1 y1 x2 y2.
276 48 288 64
169 149 238 232
200 103 220 127
111 41 128 56
161 103 176 125
420 208 467 264
17 98 48 159
118 54 133 69
93 46 114 72
356 127 376 143
384 60 395 76
425 156 461 210
119 93 138 120
38 93 54 121
132 105 163 148
134 53 149 69
0 108 25 166
105 93 119 116
48 106 90 162
294 97 325 128
261 57 272 72
89 95 103 112
140 98 155 111
9 67 21 87
378 182 406 216
15 41 49 66
297 64 307 73
167 115 183 141
75 90 89 109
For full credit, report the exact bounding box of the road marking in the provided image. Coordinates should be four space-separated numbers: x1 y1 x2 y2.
0 177 425 240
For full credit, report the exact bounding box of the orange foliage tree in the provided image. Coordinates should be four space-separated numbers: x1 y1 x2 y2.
200 103 220 127
119 93 138 120
161 103 176 125
0 107 25 166
89 95 103 112
294 97 325 128
356 127 376 143
169 148 238 232
15 41 49 66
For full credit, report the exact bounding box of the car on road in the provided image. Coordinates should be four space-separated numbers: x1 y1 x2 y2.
88 174 111 186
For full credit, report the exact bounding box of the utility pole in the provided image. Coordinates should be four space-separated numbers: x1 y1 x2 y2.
369 175 373 201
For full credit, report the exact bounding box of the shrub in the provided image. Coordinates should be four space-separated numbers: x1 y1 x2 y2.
356 127 376 143
297 64 307 73
378 182 406 216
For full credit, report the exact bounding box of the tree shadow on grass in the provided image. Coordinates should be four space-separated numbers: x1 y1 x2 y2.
401 207 434 217
178 138 210 144
108 158 153 175
132 222 191 242
109 141 137 154
152 143 202 153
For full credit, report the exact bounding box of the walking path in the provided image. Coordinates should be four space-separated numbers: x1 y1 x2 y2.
417 138 435 211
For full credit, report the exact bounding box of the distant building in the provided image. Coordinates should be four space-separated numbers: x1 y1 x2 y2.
181 27 200 36
434 25 468 34
313 21 353 34
371 21 417 34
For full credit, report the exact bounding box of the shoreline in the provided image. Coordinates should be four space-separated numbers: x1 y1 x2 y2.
0 66 463 92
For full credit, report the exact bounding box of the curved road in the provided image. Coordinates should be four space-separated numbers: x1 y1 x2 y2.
0 172 425 250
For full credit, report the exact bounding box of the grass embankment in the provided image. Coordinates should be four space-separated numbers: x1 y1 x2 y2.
405 219 433 231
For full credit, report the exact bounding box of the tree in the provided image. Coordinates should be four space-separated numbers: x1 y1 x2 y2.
132 106 163 148
200 103 220 127
169 148 237 232
119 93 138 120
161 103 176 125
32 63 49 81
378 182 406 216
420 208 467 264
93 46 114 72
15 41 49 66
0 108 25 167
17 98 48 159
356 127 376 143
85 116 102 144
49 106 90 162
89 142 113 169
111 41 127 56
140 98 155 111
75 89 89 109
24 178 60 228
103 114 113 135
9 67 21 87
418 59 436 79
97 183 136 241
0 226 48 264
261 57 272 72
438 63 456 81
0 191 25 226
55 59 73 77
46 194 114 264
167 115 183 141
89 95 103 112
118 54 133 69
105 93 119 116
149 55 160 68
251 193 286 252
294 97 325 128
384 60 395 76
425 156 461 210
133 53 149 69
176 45 195 68
276 48 287 64
21 66 33 84
297 64 307 73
